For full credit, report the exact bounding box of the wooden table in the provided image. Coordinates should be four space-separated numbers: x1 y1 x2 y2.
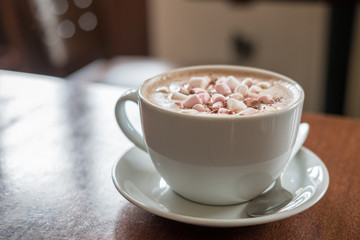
0 70 359 239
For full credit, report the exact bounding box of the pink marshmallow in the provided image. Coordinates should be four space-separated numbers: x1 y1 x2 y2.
244 97 255 107
247 93 260 99
192 88 207 94
175 101 184 108
183 95 202 108
215 83 232 96
212 101 224 109
258 94 274 104
212 93 226 103
243 78 255 87
197 92 210 104
193 104 210 112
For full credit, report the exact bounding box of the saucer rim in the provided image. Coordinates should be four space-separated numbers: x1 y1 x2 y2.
112 147 329 227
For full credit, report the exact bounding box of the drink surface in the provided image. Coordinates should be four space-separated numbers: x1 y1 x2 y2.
142 68 301 116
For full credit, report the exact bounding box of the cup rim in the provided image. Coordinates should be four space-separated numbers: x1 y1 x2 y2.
138 65 304 119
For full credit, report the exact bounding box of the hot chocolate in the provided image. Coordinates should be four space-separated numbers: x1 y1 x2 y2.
142 68 301 116
116 65 305 205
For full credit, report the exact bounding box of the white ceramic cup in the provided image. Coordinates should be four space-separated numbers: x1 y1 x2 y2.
115 65 304 205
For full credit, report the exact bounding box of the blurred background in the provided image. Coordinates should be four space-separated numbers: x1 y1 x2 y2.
0 0 359 117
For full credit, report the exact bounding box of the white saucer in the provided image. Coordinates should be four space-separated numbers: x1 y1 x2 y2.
112 147 329 227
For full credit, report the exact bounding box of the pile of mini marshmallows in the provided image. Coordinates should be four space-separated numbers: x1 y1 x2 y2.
158 76 277 115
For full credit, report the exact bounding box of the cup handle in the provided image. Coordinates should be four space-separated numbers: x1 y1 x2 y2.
115 89 148 152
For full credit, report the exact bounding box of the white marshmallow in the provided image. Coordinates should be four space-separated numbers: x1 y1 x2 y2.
216 77 227 84
258 94 274 104
193 104 210 112
229 93 244 101
242 77 254 87
212 93 226 103
218 108 230 114
249 85 262 94
181 109 199 114
189 76 211 89
179 87 190 95
225 76 241 91
156 86 169 93
212 101 223 109
192 88 207 94
257 81 271 89
234 83 248 96
207 84 215 91
227 98 247 112
171 92 188 100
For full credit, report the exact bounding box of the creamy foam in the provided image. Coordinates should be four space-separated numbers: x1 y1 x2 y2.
142 68 301 116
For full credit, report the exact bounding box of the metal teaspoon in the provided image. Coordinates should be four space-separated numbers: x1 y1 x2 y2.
246 123 310 217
